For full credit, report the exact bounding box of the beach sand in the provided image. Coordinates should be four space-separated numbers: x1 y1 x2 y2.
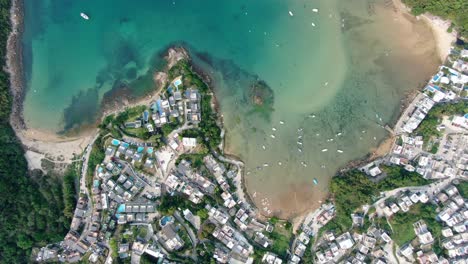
392 0 456 62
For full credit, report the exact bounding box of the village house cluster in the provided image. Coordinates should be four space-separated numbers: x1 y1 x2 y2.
435 184 468 260
124 76 202 134
315 225 393 264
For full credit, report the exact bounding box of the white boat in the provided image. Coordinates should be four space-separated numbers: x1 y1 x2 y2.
278 162 282 166
270 135 276 139
312 8 319 13
321 148 328 152
263 163 269 167
272 127 277 131
311 22 316 27
289 11 294 16
279 120 285 124
337 149 343 153
80 12 89 20
297 141 303 145
298 148 302 152
262 145 266 150
336 132 342 136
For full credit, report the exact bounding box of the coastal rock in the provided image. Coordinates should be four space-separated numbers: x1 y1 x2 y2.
165 47 189 69
247 80 274 108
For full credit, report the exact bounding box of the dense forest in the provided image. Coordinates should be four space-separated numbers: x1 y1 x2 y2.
0 1 76 263
402 0 468 38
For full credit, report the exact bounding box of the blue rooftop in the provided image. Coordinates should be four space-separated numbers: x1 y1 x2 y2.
157 99 163 115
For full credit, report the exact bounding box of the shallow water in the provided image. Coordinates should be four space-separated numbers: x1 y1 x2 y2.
22 0 440 217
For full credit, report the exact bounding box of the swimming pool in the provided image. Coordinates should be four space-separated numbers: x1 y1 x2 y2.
160 215 174 226
137 146 145 153
174 79 182 87
147 147 154 154
111 139 120 146
117 204 126 213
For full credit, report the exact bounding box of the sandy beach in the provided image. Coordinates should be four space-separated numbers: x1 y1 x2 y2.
392 0 456 62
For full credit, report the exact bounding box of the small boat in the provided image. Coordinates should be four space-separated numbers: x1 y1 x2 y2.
324 82 329 86
297 141 303 145
272 127 277 131
316 133 320 136
320 164 326 168
270 135 276 139
278 161 282 166
80 12 89 20
280 120 285 125
321 148 328 152
297 128 303 132
337 149 343 153
311 22 316 27
309 114 316 118
262 145 266 150
298 148 302 152
263 163 269 167
289 11 294 16
312 8 319 13
301 161 307 167
313 178 318 185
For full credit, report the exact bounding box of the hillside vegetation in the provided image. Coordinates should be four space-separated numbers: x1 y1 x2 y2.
0 1 76 263
402 0 468 38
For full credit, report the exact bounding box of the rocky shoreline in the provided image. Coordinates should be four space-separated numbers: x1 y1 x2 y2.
6 0 25 131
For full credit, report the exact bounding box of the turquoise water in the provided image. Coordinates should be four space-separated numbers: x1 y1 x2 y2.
22 0 440 217
117 204 125 213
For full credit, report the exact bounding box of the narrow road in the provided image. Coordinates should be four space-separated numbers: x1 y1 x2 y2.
174 211 198 261
78 132 101 241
